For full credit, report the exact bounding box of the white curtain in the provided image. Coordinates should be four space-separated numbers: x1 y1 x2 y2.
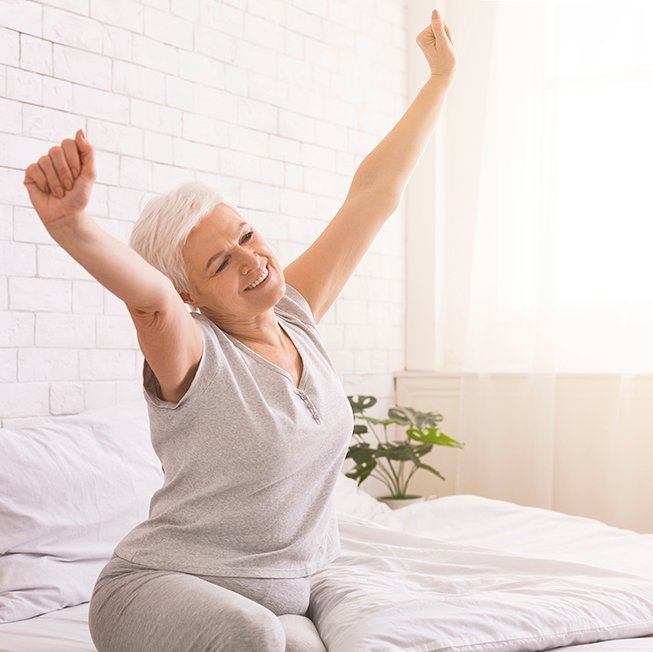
440 0 653 531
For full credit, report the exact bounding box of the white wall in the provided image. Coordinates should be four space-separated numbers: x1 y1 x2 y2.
0 0 408 425
396 373 653 534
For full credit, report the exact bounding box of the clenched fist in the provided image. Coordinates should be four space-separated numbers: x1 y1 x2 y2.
416 9 457 80
23 129 96 231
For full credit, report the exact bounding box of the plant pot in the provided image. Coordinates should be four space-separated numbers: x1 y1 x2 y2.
378 495 427 510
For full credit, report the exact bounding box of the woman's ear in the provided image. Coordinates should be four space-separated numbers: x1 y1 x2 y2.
179 291 197 307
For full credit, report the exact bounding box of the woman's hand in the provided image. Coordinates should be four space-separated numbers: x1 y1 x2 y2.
416 9 457 80
23 129 96 231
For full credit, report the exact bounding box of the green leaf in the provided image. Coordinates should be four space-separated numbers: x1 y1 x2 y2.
359 415 405 427
346 396 463 495
346 442 376 464
414 460 446 482
385 407 412 425
388 406 444 430
344 446 377 485
347 394 378 415
376 443 415 462
406 427 464 449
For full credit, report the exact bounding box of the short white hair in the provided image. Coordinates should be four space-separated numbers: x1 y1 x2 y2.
129 181 239 311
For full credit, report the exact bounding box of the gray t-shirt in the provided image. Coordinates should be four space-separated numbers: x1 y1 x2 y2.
113 283 354 578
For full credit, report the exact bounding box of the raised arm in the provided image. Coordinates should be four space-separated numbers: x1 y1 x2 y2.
352 10 457 196
23 131 204 404
283 10 457 323
23 130 173 312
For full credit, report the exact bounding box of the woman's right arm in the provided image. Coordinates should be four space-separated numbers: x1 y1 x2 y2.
23 130 173 312
23 130 203 403
46 212 176 313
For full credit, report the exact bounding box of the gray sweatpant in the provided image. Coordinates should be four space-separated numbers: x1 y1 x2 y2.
88 554 327 652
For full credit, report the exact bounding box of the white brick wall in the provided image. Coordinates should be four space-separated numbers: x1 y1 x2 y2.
0 0 407 422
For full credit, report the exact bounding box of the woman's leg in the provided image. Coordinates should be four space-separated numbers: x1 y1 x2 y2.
195 571 326 651
278 615 328 652
88 556 286 652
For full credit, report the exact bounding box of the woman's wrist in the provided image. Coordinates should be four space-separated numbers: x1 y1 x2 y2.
429 70 456 85
46 210 92 240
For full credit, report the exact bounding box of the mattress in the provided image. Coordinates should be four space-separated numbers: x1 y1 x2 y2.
1 495 652 652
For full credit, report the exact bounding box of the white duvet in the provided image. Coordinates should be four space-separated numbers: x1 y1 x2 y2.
314 486 653 652
2 486 653 652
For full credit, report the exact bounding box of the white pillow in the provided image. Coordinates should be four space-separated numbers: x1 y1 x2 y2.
0 399 383 624
333 473 396 522
0 399 163 623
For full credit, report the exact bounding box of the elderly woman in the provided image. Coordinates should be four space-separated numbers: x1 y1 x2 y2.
22 11 455 652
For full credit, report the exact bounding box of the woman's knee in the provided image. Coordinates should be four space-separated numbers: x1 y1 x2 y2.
89 593 285 652
227 607 286 652
278 614 327 652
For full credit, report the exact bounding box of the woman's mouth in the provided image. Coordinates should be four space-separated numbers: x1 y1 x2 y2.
245 264 270 291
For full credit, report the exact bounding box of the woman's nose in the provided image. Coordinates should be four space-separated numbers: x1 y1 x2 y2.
240 251 260 273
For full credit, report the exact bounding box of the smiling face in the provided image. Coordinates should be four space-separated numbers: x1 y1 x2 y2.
179 203 285 326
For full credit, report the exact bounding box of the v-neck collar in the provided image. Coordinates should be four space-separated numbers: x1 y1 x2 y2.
222 317 307 392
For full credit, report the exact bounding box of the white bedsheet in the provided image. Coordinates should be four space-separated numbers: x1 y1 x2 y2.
0 603 93 652
1 583 652 652
2 495 652 652
310 513 653 651
1 597 651 652
370 494 653 580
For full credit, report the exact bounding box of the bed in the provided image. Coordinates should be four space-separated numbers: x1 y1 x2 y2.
2 399 653 651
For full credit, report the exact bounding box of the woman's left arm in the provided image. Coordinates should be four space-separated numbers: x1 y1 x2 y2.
284 11 456 323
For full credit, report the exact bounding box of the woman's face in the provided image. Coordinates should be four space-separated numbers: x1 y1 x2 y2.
180 203 285 324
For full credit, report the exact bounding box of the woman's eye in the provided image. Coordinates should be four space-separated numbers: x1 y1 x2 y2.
214 231 254 275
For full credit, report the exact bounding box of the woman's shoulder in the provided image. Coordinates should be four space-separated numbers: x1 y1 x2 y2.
275 282 319 331
189 310 226 335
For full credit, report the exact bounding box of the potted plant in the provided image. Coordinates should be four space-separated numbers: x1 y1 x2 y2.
346 395 465 509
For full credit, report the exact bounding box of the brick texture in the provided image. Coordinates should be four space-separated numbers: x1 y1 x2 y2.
0 0 407 421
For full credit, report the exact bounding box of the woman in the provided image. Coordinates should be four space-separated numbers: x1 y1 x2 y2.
22 11 456 651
